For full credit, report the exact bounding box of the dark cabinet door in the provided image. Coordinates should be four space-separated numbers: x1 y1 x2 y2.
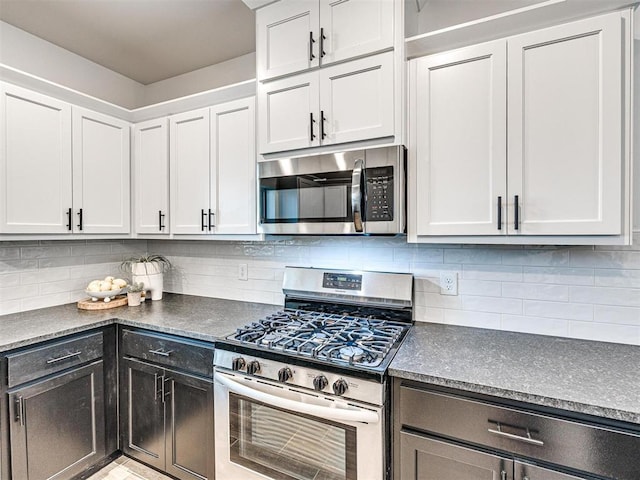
164 370 214 480
8 361 105 480
120 358 165 470
400 431 513 480
515 462 585 480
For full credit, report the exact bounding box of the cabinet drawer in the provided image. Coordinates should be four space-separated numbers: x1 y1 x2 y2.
121 329 213 377
399 386 640 480
7 332 103 387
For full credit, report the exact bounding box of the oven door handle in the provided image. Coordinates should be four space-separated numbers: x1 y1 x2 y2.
351 158 364 232
215 372 379 424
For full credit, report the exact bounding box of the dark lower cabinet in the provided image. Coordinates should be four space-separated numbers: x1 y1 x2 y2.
8 362 105 480
400 431 512 480
120 329 214 480
394 379 640 480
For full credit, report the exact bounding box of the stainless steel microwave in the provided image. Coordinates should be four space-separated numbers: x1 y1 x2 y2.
258 145 405 235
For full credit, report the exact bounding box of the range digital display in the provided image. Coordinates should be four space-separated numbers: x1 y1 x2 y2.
322 272 362 291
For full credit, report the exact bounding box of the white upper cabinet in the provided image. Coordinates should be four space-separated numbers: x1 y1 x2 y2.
259 51 394 154
507 13 623 236
257 0 319 80
257 0 393 81
410 10 630 243
0 84 72 234
72 108 131 234
133 118 169 235
0 84 131 235
211 97 257 235
319 0 394 65
320 51 394 146
170 98 258 236
170 108 211 235
412 41 507 236
258 72 320 152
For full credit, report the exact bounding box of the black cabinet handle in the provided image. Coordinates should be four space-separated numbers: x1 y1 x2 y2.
309 31 316 61
66 208 72 231
310 112 316 141
77 208 83 231
158 210 165 231
320 27 326 57
514 195 519 231
497 196 502 230
320 110 327 139
201 209 207 231
208 209 214 230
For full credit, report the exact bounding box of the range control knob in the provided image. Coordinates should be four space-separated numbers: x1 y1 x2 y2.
231 357 246 371
278 367 293 383
246 360 261 375
332 379 349 396
313 375 328 391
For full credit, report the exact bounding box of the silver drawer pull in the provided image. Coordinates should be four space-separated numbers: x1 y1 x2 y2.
488 422 544 446
149 349 172 357
46 351 82 364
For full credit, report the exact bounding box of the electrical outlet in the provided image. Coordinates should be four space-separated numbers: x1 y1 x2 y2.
440 272 458 296
238 264 248 281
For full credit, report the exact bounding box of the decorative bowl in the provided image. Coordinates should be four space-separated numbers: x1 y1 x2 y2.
85 288 125 302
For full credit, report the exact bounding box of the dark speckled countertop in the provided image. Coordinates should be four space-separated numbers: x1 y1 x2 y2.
2 296 638 426
389 323 640 425
0 293 280 352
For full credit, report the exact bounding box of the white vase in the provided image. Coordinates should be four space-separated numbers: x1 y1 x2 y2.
131 262 164 300
127 291 142 306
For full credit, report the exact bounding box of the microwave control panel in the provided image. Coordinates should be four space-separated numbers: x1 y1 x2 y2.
365 166 394 221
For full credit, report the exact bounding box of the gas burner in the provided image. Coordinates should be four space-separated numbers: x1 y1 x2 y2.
227 309 409 368
339 345 364 362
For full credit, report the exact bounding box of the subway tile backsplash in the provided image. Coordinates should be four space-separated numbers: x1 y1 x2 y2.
1 236 639 345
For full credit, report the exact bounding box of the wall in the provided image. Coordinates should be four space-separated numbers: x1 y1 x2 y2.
0 21 144 109
146 234 640 346
1 236 638 345
141 53 256 107
0 240 147 315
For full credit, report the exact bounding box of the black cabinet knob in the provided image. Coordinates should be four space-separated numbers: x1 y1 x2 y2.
231 357 246 371
332 379 348 396
313 375 328 391
278 367 293 383
246 360 261 375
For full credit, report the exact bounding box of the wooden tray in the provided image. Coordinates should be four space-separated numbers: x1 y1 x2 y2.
77 295 128 310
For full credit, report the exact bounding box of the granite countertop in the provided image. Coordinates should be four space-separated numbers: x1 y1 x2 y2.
2 296 638 426
389 323 640 425
0 293 281 352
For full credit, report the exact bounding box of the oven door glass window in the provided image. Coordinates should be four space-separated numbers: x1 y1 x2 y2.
229 393 357 480
260 172 354 224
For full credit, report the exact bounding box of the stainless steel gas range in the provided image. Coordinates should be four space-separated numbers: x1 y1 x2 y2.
213 266 413 480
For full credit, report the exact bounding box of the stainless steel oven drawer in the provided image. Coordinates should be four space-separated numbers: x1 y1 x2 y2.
399 386 640 479
7 331 103 387
121 329 213 377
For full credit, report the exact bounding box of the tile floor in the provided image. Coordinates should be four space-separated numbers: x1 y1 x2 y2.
86 456 172 480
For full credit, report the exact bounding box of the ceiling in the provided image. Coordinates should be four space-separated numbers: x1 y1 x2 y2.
0 0 256 85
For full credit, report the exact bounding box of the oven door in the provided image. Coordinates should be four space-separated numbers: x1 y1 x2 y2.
214 370 384 480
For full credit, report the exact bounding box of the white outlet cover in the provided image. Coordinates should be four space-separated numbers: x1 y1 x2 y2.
439 272 458 296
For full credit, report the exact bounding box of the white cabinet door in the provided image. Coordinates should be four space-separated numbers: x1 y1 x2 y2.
211 97 257 235
133 118 169 235
257 0 319 80
72 107 130 234
320 0 394 65
413 41 507 236
320 51 394 145
507 12 623 235
258 71 319 154
170 108 210 234
0 84 72 234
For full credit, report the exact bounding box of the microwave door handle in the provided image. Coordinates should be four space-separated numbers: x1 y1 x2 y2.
215 372 379 424
351 158 364 232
